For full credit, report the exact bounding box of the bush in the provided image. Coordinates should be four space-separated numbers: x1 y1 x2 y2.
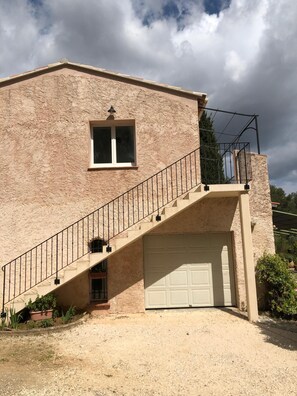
27 294 57 312
61 306 76 324
256 253 297 318
8 307 23 329
38 319 54 328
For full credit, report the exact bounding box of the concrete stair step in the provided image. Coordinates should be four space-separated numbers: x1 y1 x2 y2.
6 184 210 314
87 302 110 316
173 199 191 210
127 229 141 239
184 191 200 201
162 206 178 216
139 222 153 232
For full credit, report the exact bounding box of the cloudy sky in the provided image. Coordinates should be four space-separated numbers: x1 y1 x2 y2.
0 0 296 192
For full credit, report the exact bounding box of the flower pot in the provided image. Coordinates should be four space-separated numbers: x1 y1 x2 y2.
29 309 53 321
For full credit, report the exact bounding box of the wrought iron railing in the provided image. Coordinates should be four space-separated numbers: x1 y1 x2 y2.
1 142 251 313
201 142 251 185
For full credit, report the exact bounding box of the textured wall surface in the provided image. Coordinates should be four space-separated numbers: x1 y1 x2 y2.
0 66 199 304
0 66 274 314
52 238 145 313
249 154 275 261
106 154 275 313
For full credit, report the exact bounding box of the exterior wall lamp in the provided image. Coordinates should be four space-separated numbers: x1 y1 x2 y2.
108 106 116 116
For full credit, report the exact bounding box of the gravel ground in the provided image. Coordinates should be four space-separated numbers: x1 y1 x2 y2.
1 309 297 396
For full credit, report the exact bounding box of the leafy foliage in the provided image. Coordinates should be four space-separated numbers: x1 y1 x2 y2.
271 185 297 214
61 306 76 324
270 184 297 264
26 318 54 329
275 234 297 264
256 253 297 318
8 307 23 329
39 319 54 328
199 112 225 184
27 294 57 312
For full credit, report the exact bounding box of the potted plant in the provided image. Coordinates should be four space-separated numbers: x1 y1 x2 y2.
27 293 57 321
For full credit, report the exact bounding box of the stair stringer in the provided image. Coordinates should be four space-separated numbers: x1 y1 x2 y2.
8 185 212 313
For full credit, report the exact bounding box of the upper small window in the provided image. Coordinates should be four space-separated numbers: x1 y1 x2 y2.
91 121 136 168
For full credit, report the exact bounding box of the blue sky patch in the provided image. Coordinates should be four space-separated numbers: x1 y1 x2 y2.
203 0 231 16
162 1 180 19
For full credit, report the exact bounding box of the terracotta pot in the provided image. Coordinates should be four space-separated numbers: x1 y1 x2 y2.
29 309 53 321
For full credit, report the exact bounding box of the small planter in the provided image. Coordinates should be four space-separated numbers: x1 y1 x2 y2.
29 309 53 321
26 294 57 321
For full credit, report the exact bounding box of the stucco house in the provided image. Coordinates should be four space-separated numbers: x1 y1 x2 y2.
0 60 274 322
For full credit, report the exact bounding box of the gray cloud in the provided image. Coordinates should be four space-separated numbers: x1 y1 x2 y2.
0 0 296 192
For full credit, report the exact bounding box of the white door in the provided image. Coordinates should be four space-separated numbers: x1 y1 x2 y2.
144 234 236 309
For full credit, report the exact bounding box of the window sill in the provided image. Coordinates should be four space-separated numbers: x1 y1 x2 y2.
88 166 139 171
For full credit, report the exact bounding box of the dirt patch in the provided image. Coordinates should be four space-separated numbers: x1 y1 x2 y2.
1 309 297 395
0 335 66 395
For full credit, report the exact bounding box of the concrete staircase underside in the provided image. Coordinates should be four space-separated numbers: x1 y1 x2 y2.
9 184 247 313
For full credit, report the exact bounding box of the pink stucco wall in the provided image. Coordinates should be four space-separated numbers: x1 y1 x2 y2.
0 66 199 274
0 65 274 314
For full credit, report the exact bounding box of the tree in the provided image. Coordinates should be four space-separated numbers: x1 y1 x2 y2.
199 112 225 184
270 184 297 264
270 185 297 214
270 185 286 206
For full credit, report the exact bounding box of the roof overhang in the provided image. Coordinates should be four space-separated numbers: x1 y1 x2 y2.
0 60 208 108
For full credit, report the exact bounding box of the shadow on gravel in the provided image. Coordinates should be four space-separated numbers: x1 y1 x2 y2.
219 308 297 351
257 320 297 351
217 307 249 321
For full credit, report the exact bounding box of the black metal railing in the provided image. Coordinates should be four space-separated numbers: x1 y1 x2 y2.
201 142 251 185
1 143 251 312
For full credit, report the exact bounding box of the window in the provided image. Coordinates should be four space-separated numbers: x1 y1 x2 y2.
89 239 108 302
89 260 108 302
90 121 136 168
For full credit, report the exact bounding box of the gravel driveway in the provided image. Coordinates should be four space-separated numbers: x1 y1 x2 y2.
1 309 297 395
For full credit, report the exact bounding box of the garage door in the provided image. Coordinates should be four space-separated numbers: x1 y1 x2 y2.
144 234 236 309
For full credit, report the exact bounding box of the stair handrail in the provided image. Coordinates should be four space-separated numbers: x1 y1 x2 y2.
1 142 251 312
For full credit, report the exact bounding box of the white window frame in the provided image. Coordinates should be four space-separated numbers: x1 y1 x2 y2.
90 120 136 169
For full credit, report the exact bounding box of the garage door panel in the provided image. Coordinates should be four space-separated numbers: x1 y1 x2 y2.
222 269 231 284
169 290 189 306
144 234 236 309
223 289 232 305
189 268 212 287
147 253 185 270
168 269 188 286
146 290 167 308
191 289 213 306
146 275 167 288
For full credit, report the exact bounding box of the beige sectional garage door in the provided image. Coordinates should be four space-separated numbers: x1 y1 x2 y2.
144 233 236 309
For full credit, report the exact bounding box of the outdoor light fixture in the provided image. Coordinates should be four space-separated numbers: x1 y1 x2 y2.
108 106 116 115
106 245 112 253
204 184 210 191
156 214 161 221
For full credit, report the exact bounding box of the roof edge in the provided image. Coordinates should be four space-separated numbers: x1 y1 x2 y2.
0 60 208 105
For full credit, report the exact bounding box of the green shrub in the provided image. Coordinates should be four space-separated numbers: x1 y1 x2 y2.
9 307 23 329
27 294 57 312
38 319 54 328
61 306 76 324
256 253 297 318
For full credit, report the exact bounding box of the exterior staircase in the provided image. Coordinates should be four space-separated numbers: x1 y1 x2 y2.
1 142 251 315
7 185 211 313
